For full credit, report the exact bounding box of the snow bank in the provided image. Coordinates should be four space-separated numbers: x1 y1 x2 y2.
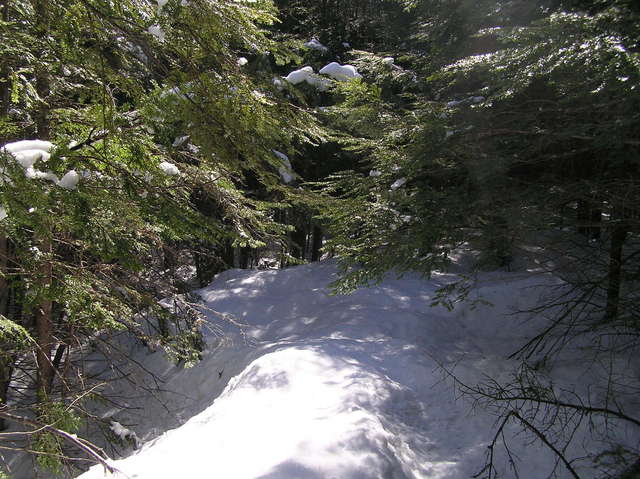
319 62 362 81
73 261 639 479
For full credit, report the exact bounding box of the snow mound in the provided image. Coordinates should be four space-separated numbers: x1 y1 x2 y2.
73 262 639 479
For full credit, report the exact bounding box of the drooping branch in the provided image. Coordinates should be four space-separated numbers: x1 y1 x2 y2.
0 408 118 474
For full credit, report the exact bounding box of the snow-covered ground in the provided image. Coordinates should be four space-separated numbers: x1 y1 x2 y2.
9 261 639 478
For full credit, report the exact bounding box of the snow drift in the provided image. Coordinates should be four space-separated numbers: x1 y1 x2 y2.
39 261 638 479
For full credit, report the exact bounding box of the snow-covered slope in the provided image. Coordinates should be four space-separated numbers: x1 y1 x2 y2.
70 261 637 479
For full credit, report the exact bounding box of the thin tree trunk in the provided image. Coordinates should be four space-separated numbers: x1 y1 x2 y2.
0 357 12 430
311 224 323 262
35 236 55 397
0 0 10 118
0 226 11 429
577 198 602 240
605 210 628 322
33 0 50 139
31 0 54 397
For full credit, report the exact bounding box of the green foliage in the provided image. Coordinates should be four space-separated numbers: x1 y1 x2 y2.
0 0 325 469
34 402 82 474
0 316 31 345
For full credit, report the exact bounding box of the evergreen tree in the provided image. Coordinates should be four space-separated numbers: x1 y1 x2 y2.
316 0 640 474
0 0 320 473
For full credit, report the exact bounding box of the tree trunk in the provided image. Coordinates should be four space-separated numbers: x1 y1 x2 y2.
33 0 50 139
605 209 628 322
604 226 627 322
35 236 55 397
577 198 602 240
311 224 323 262
0 229 11 430
31 0 54 397
0 0 10 118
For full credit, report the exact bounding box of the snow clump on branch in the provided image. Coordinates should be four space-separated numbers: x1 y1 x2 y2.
303 38 328 53
1 140 81 190
159 161 180 176
283 66 331 91
318 62 362 81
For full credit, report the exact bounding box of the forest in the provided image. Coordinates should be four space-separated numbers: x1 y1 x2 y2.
0 0 639 477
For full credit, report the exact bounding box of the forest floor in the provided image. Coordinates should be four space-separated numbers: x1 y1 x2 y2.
9 260 640 479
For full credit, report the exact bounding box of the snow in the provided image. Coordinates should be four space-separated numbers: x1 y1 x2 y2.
172 135 189 147
148 25 165 42
272 150 294 183
319 62 362 81
272 77 284 89
0 207 6 221
382 56 395 65
303 38 328 53
157 0 167 13
159 161 180 176
1 139 82 191
110 421 140 448
390 177 406 190
9 149 51 168
284 63 361 89
284 66 314 85
74 261 639 479
57 169 80 190
237 57 248 66
283 66 331 91
1 140 54 155
24 167 58 182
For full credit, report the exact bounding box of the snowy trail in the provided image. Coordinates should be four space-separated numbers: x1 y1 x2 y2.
70 261 637 479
